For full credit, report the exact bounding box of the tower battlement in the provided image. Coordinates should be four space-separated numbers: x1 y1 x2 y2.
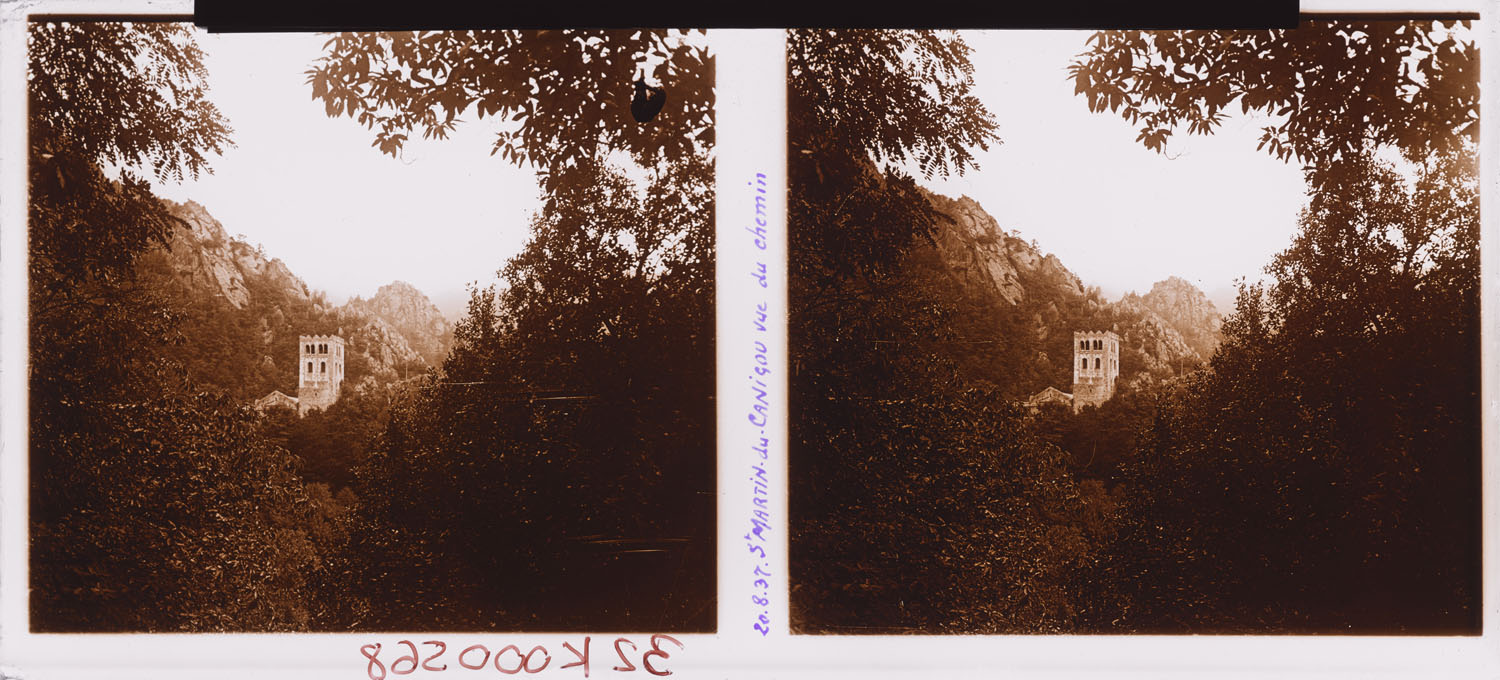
297 334 345 415
1071 330 1119 411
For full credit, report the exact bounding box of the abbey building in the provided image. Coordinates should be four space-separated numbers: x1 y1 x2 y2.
253 334 346 416
1025 330 1120 413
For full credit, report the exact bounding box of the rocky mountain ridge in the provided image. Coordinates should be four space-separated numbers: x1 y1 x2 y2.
344 281 452 368
1122 276 1224 362
162 199 310 309
151 199 453 396
927 192 1084 305
924 191 1223 387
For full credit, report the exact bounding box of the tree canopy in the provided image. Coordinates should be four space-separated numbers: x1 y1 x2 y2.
789 31 1124 633
1111 149 1480 631
789 30 999 294
29 22 231 181
29 22 230 290
1067 21 1478 169
307 30 713 192
790 30 997 179
1068 19 1481 632
28 21 331 632
793 22 1481 634
309 30 717 630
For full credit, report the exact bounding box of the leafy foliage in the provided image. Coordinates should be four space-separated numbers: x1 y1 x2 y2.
310 30 716 630
28 22 231 183
790 30 996 179
796 22 1479 635
348 163 715 630
32 393 326 631
789 30 997 287
794 388 1111 633
789 30 1121 633
1066 18 1481 633
1107 150 1480 632
28 22 325 631
307 30 713 192
1067 21 1478 170
1032 387 1158 481
262 386 394 491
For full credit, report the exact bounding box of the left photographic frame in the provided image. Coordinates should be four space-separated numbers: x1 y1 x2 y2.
19 18 718 635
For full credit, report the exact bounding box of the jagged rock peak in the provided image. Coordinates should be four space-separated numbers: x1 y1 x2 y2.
159 199 311 309
1145 276 1218 313
1120 276 1223 362
924 191 1085 305
343 281 451 367
346 281 447 331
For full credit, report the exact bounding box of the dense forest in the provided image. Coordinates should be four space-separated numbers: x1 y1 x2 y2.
790 24 1480 634
27 20 1479 637
29 24 715 632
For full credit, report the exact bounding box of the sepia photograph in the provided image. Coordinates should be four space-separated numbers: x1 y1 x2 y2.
25 20 717 633
6 5 1498 678
788 22 1481 634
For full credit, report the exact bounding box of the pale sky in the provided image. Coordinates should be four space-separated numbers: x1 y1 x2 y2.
152 31 543 320
912 31 1311 312
153 30 1313 320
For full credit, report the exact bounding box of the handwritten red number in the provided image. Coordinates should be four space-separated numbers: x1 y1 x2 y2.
495 644 525 675
392 640 419 675
458 644 491 670
561 637 591 678
641 635 683 677
422 640 448 672
361 643 387 680
612 638 637 672
524 646 552 673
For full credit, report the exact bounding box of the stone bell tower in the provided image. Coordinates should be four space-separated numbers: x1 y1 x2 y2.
297 334 345 415
1071 330 1119 411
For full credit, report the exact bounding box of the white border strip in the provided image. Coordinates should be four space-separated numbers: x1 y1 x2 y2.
1 1 1497 678
714 27 789 645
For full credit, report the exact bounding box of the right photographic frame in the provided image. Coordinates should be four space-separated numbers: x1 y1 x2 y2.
788 20 1481 635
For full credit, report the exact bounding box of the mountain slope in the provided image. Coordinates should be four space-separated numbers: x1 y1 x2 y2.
137 199 452 400
1133 276 1223 361
342 281 452 368
927 192 1084 305
920 191 1222 393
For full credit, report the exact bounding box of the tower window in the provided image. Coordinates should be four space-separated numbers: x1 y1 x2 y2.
306 361 313 373
1080 340 1087 350
1081 358 1088 370
1095 357 1101 369
320 361 326 373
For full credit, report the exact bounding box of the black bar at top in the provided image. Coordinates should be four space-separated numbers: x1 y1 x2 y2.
192 0 1304 32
